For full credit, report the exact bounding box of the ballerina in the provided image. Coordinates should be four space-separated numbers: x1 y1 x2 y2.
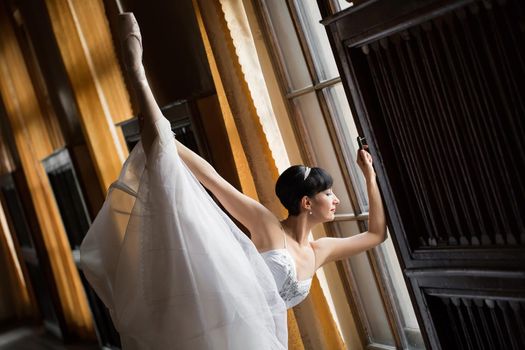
80 12 386 350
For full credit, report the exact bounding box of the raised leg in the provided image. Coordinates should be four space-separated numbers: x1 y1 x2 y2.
118 12 163 155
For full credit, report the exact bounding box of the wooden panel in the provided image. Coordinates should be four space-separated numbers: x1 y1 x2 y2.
0 1 94 337
0 115 15 175
359 7 524 256
333 0 524 267
0 201 33 319
45 0 130 193
320 0 525 348
10 10 65 154
0 14 55 161
429 295 524 350
66 0 132 124
407 269 525 350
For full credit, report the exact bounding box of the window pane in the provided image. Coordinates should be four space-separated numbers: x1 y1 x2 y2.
292 92 354 215
294 0 339 81
262 2 425 348
380 239 425 349
323 83 368 210
265 1 312 91
326 85 425 349
336 0 354 12
336 220 395 345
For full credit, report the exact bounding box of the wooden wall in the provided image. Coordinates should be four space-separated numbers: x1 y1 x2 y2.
0 0 134 339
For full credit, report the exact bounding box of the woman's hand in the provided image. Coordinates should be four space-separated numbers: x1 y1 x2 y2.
357 146 375 180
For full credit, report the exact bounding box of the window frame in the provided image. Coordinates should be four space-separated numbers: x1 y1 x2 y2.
252 0 422 348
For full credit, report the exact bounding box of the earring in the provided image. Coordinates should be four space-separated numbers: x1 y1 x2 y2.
309 211 312 215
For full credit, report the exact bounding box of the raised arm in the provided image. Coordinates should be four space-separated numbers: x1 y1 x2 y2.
312 148 386 268
175 140 276 233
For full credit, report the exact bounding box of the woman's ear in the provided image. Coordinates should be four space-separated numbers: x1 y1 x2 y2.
300 196 311 211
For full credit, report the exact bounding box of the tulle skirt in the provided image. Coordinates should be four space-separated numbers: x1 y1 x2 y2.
80 118 287 349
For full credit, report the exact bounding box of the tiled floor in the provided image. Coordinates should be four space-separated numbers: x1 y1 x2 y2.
0 326 100 350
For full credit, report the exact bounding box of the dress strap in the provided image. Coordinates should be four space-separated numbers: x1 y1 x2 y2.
283 231 287 249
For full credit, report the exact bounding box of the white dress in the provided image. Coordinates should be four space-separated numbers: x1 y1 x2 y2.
80 117 287 349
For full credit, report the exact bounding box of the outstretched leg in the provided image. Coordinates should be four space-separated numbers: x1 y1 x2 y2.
118 12 163 155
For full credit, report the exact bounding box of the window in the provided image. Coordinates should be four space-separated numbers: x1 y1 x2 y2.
42 149 91 250
255 0 424 348
120 100 204 155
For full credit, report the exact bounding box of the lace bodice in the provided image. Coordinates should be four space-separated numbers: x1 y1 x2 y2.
260 234 313 309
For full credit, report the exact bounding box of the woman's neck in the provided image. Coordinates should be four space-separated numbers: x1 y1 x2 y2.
281 214 315 247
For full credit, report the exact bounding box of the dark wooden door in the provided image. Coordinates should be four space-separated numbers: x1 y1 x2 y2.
318 0 525 349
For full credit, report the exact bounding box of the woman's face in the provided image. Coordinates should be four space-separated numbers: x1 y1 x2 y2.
310 188 340 222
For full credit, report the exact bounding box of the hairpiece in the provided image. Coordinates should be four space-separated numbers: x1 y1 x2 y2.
303 166 311 181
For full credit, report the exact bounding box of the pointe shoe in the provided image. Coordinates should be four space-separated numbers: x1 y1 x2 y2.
118 12 146 82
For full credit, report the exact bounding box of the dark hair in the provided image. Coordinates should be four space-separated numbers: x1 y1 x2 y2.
275 165 333 216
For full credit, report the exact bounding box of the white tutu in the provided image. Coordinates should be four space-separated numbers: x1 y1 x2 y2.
80 117 287 349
